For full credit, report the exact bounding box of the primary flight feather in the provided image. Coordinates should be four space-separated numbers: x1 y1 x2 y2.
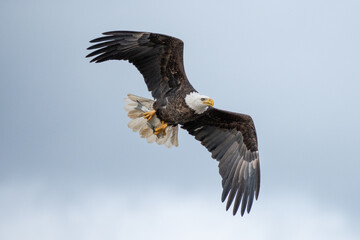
86 31 260 216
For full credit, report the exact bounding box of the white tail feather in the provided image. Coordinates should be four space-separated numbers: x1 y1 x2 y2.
124 94 179 148
128 118 146 132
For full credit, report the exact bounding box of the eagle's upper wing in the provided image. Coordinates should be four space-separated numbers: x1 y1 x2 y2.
182 107 260 216
86 31 193 99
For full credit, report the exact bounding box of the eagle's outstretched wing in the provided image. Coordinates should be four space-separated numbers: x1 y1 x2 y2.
182 108 260 216
86 31 194 99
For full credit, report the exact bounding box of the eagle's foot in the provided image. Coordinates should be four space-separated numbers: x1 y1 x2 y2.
154 121 168 136
143 110 156 121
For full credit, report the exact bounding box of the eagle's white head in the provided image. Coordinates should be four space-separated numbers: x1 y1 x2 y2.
185 92 214 114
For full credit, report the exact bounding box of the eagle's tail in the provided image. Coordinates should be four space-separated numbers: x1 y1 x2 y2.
124 94 179 148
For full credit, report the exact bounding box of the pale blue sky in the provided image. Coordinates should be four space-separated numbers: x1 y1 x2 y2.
1 0 359 239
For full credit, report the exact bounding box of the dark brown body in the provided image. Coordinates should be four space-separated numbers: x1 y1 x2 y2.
154 90 198 125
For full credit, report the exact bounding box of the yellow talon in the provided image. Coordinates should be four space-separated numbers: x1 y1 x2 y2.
143 110 156 121
154 121 168 136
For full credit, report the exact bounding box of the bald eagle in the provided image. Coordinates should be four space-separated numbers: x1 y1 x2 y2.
86 31 260 216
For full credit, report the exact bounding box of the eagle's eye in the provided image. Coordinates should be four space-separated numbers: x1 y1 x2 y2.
200 98 206 101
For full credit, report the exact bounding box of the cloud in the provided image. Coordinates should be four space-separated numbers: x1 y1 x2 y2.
0 182 358 240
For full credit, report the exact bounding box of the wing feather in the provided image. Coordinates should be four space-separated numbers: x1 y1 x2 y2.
86 31 194 99
182 107 260 216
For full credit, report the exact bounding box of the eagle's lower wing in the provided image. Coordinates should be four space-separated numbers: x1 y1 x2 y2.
182 108 260 216
86 31 194 99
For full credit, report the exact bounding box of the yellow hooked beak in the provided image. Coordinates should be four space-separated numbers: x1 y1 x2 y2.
203 98 214 107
